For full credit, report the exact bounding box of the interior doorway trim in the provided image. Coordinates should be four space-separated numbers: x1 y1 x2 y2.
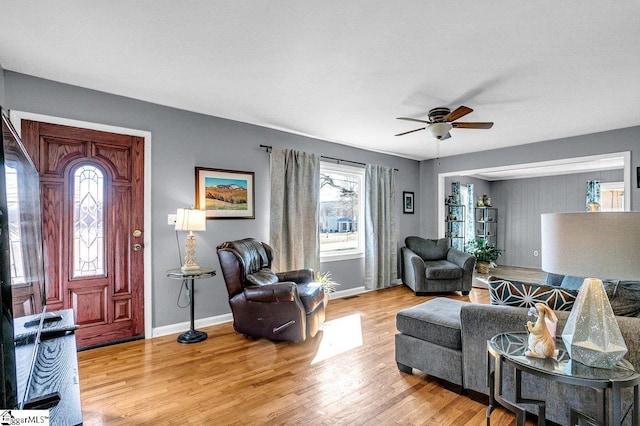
9 110 153 340
437 151 632 238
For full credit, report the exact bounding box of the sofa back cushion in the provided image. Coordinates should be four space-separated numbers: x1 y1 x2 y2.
405 236 450 261
605 280 640 317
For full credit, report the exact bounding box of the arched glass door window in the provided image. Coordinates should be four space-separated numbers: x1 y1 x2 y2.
73 164 105 277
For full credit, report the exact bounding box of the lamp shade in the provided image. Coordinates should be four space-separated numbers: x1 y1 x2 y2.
175 208 206 232
541 212 640 368
541 212 640 280
427 122 453 139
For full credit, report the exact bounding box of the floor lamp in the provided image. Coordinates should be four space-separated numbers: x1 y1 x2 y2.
541 212 640 368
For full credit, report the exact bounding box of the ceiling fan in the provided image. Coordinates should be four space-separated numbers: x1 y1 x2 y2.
395 106 493 140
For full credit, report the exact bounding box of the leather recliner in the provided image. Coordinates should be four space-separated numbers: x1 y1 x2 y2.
216 238 325 342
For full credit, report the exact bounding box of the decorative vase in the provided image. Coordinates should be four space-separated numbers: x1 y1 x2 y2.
561 278 628 368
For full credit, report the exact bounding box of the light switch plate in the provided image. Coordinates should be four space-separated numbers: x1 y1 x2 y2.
167 214 177 226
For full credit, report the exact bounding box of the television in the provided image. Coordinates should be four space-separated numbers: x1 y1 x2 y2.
0 108 47 408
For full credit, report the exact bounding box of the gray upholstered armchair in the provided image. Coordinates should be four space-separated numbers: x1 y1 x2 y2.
401 236 475 295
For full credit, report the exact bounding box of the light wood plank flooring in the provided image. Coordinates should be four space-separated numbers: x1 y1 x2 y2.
79 268 542 425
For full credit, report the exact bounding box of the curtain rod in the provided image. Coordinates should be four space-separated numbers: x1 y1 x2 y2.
259 145 398 171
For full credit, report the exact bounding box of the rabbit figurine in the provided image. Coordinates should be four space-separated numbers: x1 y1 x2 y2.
525 303 559 359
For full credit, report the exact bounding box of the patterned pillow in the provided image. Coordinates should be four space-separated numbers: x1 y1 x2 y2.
488 278 578 311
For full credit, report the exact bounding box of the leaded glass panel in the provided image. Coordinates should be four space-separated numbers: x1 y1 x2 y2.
73 165 105 277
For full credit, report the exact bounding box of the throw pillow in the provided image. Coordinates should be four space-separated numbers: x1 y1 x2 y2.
559 275 585 290
488 277 578 311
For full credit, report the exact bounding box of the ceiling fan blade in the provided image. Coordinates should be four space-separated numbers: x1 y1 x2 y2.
439 132 452 141
396 117 432 124
395 127 426 136
443 105 473 122
452 122 494 129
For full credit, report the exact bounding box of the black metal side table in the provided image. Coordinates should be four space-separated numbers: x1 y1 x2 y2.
167 267 216 343
487 332 639 426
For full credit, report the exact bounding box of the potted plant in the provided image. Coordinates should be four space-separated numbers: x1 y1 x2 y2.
466 238 502 274
315 271 339 305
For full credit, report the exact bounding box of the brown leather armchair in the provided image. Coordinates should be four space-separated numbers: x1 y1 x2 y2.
216 238 325 342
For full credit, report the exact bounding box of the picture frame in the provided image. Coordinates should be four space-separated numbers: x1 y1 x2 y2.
195 167 255 219
403 191 415 214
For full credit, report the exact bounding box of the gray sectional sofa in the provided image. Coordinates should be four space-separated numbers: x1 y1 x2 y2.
396 294 640 425
460 303 639 425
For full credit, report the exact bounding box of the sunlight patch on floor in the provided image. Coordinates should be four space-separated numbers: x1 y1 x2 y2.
312 313 363 364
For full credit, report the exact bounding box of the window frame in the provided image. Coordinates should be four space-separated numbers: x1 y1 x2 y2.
319 162 365 263
599 181 625 212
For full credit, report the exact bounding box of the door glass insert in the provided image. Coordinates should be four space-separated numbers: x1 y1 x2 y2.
73 165 105 277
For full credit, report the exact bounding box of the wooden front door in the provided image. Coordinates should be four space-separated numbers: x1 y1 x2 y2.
22 120 144 348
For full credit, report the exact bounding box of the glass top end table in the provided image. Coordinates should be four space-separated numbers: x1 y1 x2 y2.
487 332 639 426
167 268 216 344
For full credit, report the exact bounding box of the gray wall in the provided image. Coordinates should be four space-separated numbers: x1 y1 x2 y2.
4 71 421 329
443 176 491 206
492 169 623 268
0 63 5 107
421 127 640 241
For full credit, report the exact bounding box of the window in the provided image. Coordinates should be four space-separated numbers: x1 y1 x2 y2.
73 164 105 277
600 181 624 212
5 165 26 283
319 162 365 260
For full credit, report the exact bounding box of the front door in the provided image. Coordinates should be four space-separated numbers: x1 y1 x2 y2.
22 120 144 348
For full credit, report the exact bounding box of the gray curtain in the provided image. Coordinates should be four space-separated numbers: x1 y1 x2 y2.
364 164 398 290
270 147 320 272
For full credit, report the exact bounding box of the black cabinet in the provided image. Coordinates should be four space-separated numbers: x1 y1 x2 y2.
14 309 82 425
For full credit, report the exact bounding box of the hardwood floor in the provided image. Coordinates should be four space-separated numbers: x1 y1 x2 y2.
78 270 542 425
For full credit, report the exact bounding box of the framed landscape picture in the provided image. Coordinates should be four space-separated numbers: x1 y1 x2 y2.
403 191 415 214
195 167 255 219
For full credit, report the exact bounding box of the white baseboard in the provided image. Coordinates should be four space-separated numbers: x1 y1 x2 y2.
328 285 369 299
151 283 392 338
151 313 233 338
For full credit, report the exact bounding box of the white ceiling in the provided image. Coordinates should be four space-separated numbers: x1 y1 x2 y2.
1 2 640 161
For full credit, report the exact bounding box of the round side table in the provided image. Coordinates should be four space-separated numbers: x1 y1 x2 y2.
167 267 216 343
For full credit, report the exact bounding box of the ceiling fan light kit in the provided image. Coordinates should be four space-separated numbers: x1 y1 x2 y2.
395 105 493 140
427 122 453 139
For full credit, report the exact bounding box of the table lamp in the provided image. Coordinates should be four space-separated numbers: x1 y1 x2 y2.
541 212 640 368
175 208 206 271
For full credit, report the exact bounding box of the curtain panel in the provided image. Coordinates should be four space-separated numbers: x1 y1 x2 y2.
364 164 398 290
586 180 601 211
465 183 475 250
269 148 320 272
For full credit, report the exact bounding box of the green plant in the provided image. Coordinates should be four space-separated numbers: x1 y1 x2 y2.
466 238 502 266
315 271 339 294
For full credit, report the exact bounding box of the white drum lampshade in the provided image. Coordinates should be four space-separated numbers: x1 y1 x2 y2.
541 212 640 368
175 208 206 271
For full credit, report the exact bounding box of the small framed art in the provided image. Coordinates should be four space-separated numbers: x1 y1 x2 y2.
403 191 415 214
195 167 255 219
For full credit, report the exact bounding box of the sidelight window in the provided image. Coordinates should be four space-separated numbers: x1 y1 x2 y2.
72 165 105 277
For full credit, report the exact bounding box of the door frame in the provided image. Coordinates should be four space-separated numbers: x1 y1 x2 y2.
10 110 153 340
